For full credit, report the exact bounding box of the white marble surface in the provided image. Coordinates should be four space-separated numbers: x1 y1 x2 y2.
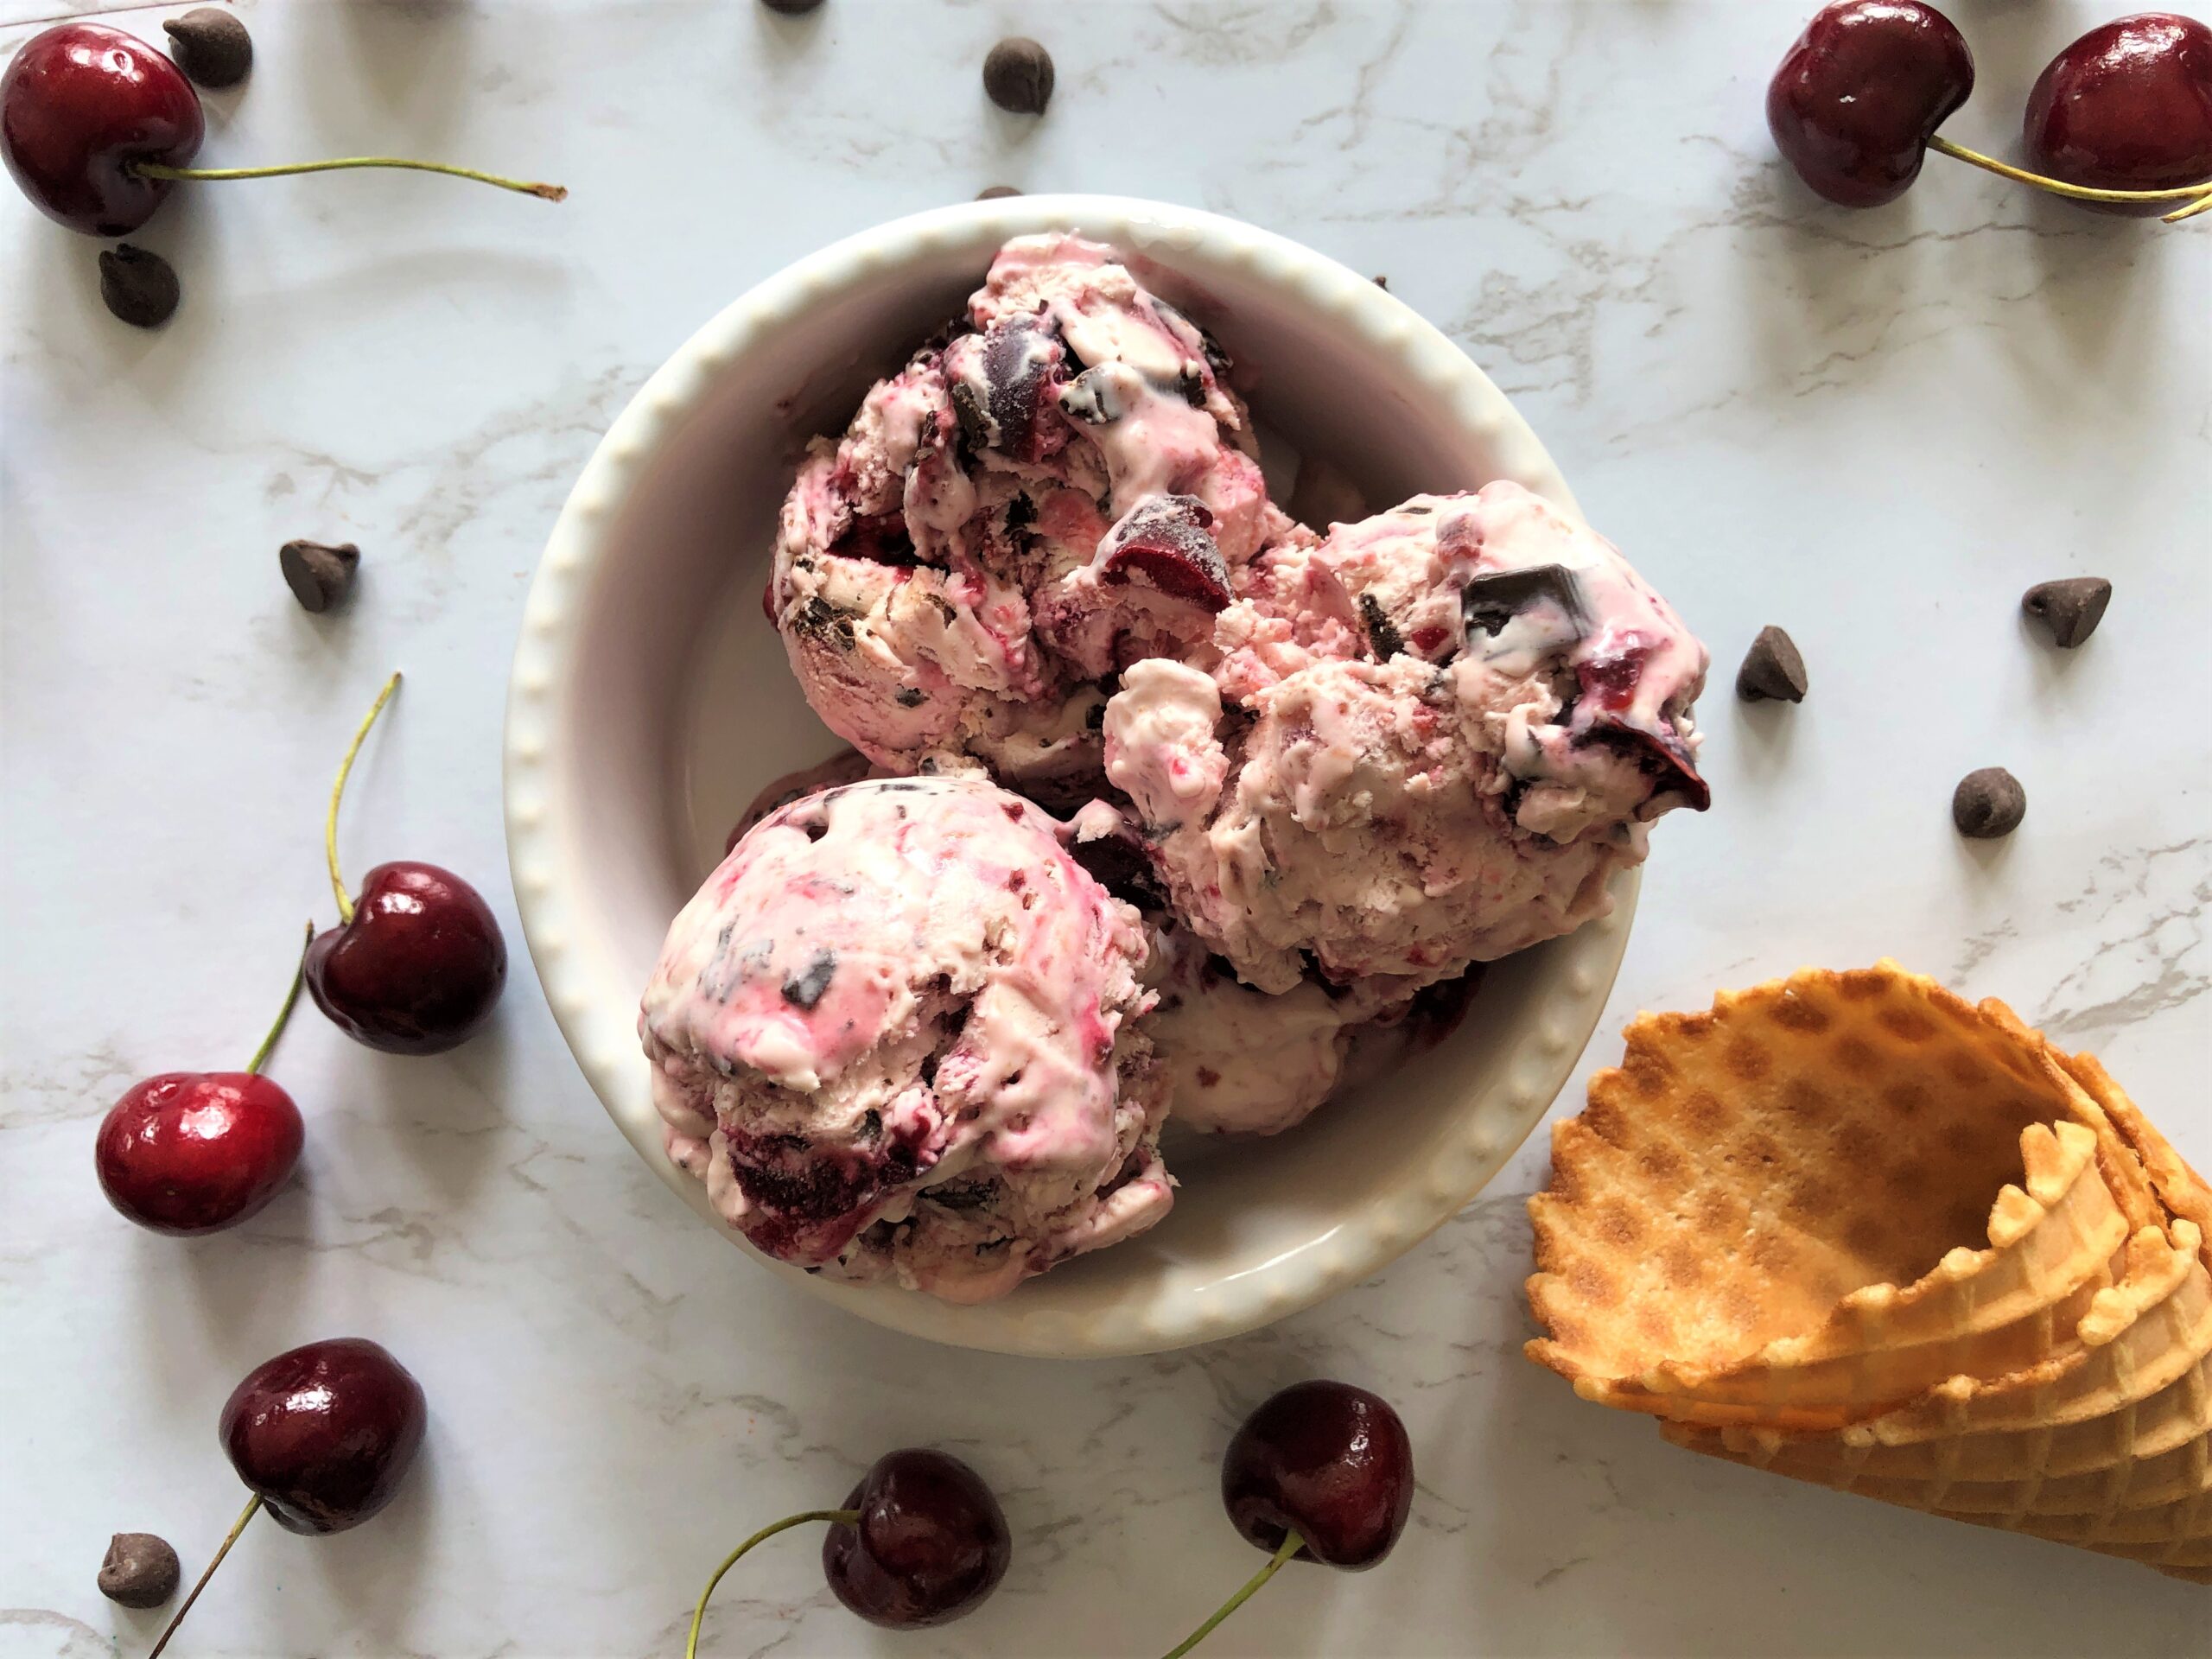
3 2 2209 1655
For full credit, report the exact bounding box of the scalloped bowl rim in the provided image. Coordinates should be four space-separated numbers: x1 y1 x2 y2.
503 194 1637 1357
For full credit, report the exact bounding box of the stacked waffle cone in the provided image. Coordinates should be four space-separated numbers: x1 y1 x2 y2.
1523 961 2212 1584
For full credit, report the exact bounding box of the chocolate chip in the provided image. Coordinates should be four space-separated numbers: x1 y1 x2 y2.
983 37 1054 114
760 0 823 13
782 949 837 1009
279 540 360 613
1358 592 1404 659
894 686 925 708
1953 767 2025 839
2021 577 2111 649
976 184 1022 200
1373 274 1389 289
99 1533 180 1608
99 245 179 328
1461 563 1589 640
163 9 252 89
1736 625 1808 702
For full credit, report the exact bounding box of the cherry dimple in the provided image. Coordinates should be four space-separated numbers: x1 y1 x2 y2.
1767 1 1974 207
0 22 203 235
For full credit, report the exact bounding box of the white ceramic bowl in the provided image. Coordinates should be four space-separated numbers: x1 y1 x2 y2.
504 195 1637 1357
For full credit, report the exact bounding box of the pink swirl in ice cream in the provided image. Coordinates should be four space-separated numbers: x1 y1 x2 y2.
1108 481 1708 998
768 235 1298 806
641 775 1169 1302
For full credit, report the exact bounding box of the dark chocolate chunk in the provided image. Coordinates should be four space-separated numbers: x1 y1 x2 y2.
99 244 180 328
1358 592 1404 660
99 1533 180 1608
2021 577 2111 649
1953 767 2025 839
982 36 1054 114
760 0 823 12
976 184 1022 200
1067 830 1165 910
279 539 360 613
782 949 837 1009
894 686 926 708
163 9 252 89
1461 563 1589 640
1736 625 1808 702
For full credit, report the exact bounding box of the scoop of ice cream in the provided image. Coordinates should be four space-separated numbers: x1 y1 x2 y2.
769 235 1299 804
1141 921 1363 1136
1110 481 1708 997
726 747 877 851
641 775 1170 1302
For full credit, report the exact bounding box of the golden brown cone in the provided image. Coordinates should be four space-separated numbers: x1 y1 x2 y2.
1527 965 2131 1426
1525 963 2209 1584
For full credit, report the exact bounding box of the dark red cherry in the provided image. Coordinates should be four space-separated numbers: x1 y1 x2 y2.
1767 2 1974 207
2024 14 2212 217
1098 494 1233 611
1222 1380 1413 1569
0 22 203 236
93 927 312 1236
822 1449 1011 1630
96 1072 302 1236
310 675 505 1056
220 1338 427 1535
307 861 506 1055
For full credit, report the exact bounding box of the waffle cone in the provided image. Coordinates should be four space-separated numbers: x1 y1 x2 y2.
1667 1222 2212 1489
1526 963 2210 1584
1528 964 2131 1427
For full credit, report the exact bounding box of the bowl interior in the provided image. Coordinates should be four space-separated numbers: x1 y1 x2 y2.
512 197 1630 1356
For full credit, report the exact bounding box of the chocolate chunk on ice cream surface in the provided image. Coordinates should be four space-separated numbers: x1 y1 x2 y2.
643 776 1170 1303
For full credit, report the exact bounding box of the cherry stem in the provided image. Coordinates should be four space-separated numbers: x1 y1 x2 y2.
685 1510 861 1659
1927 135 2212 223
1159 1530 1305 1659
245 922 315 1076
327 671 402 925
147 1492 261 1659
135 157 566 202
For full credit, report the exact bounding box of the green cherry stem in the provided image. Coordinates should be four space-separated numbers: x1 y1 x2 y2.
1927 135 2212 223
245 922 316 1076
685 1510 861 1659
1160 1531 1305 1659
327 671 402 925
135 157 566 202
147 1493 262 1659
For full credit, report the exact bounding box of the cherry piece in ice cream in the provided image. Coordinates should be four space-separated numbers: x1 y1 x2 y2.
305 673 506 1055
1766 2 1974 207
94 925 312 1236
147 1338 426 1657
685 1449 1008 1654
2024 14 2212 218
1098 495 1233 611
1160 1380 1414 1656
